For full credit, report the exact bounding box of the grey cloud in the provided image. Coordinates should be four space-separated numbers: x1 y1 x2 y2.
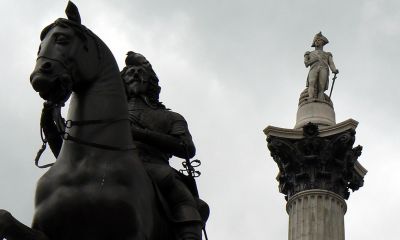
0 1 399 239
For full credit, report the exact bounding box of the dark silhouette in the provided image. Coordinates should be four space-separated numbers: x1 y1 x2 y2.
0 2 208 240
121 51 207 240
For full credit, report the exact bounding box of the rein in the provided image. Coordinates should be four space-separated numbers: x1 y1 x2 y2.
35 104 135 168
62 118 135 151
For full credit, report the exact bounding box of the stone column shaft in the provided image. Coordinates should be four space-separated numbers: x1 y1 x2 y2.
287 190 346 240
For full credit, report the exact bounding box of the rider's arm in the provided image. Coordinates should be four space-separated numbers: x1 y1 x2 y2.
327 52 339 74
130 117 195 159
304 51 311 67
304 51 318 67
41 104 63 158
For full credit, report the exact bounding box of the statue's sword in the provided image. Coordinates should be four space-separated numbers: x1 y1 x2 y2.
181 144 209 240
329 73 337 98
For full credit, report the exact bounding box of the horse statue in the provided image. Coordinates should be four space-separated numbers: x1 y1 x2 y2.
0 2 206 240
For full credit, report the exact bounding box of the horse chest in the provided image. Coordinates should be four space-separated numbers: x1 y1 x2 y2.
33 156 143 239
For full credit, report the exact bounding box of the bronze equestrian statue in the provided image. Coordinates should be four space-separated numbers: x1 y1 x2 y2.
0 2 208 240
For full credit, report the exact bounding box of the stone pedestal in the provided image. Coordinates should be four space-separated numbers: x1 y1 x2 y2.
295 89 336 129
295 101 335 129
287 190 346 240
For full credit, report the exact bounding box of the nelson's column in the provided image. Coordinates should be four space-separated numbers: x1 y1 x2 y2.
264 32 367 240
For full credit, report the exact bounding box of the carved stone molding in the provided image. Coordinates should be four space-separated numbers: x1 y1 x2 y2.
266 122 365 200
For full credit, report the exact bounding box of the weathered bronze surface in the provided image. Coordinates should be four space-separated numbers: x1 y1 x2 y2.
122 51 208 239
0 2 207 240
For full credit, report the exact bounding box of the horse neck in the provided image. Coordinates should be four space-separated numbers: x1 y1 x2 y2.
65 55 133 153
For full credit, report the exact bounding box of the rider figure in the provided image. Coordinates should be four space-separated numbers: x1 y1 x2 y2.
121 51 204 240
304 32 339 100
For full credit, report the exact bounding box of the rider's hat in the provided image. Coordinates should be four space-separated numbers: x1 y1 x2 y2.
125 51 149 66
311 32 329 47
123 51 159 86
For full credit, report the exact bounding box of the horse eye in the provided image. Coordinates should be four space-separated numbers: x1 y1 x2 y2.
55 34 69 44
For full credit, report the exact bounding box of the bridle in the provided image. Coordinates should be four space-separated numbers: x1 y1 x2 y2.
34 28 134 168
35 47 133 168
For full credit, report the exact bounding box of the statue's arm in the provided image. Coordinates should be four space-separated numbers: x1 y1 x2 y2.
304 51 317 67
41 104 63 158
169 119 196 159
130 118 195 159
328 52 339 74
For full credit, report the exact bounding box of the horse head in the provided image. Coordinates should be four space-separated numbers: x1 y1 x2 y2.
30 1 102 104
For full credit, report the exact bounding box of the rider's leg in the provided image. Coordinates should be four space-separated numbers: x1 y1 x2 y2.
318 69 328 100
146 165 203 240
161 172 203 240
157 169 201 222
307 70 318 99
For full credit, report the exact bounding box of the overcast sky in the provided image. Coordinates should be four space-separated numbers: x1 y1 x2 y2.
0 0 399 239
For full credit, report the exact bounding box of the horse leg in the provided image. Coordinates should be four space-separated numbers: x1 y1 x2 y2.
0 209 49 240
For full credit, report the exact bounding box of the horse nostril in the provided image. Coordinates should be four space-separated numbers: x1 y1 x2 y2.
40 62 53 73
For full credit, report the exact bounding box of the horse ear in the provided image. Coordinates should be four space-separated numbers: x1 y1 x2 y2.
66 1 81 24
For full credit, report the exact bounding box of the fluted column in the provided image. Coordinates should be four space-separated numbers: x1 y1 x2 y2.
286 189 346 240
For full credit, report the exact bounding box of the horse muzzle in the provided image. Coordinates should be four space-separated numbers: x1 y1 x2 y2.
30 58 73 103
